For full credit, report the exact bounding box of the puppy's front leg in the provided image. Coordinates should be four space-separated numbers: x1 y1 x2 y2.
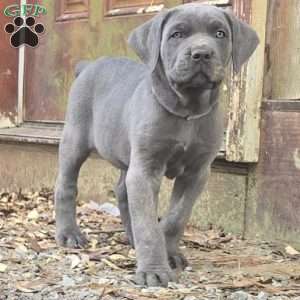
126 159 176 287
160 167 210 270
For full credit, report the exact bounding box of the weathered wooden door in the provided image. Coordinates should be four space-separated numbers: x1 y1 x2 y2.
23 0 267 162
23 0 236 123
24 0 177 122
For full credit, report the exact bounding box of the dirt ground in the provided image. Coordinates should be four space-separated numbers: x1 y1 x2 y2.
1 188 300 300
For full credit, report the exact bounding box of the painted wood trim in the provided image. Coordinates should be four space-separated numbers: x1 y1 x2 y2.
105 0 164 17
225 0 267 162
183 0 231 6
16 0 26 125
0 126 227 162
262 100 300 112
17 47 25 124
0 124 62 145
0 124 231 161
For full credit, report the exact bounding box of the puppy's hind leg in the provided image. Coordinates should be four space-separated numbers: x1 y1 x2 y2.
114 170 134 247
55 129 90 248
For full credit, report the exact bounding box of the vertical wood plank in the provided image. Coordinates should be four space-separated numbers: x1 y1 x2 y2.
253 109 300 241
265 0 300 100
225 0 267 162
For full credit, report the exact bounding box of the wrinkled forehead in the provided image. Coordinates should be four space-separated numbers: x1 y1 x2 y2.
164 4 230 32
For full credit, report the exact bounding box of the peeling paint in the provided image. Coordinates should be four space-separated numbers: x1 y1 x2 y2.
107 4 164 16
1 69 12 76
199 0 230 5
0 114 15 128
226 0 267 162
145 4 164 13
293 148 300 170
109 9 121 15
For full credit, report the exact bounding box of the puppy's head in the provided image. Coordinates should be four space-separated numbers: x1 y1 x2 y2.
128 4 259 91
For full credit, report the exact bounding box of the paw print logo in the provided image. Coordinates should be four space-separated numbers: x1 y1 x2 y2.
4 16 45 48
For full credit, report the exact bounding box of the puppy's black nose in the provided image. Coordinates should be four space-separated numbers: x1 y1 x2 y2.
191 47 213 61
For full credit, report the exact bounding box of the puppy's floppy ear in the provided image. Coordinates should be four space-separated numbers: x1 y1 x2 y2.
224 9 259 73
128 9 170 71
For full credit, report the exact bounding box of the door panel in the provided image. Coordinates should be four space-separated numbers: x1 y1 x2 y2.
56 0 89 21
23 0 231 123
24 0 180 122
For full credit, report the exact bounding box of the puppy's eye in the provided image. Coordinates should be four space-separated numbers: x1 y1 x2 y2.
171 32 183 39
216 30 226 39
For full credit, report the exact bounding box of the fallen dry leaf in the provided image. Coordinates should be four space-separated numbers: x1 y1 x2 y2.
90 238 98 249
68 254 81 269
16 279 50 293
15 244 28 254
109 254 127 261
28 237 43 253
27 209 39 220
0 263 8 272
286 245 300 256
102 258 123 270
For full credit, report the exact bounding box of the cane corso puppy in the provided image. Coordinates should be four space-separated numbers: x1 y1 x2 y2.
55 3 259 287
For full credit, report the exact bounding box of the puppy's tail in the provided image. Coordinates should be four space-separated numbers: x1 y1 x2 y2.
75 60 91 78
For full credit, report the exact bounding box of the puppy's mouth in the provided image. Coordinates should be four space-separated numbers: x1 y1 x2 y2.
168 60 225 90
181 71 221 89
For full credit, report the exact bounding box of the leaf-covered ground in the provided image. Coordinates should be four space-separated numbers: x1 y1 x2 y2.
1 188 300 300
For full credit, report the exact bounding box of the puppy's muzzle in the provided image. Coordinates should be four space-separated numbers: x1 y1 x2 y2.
169 42 224 87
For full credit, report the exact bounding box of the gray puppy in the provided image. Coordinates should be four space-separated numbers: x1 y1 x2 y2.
55 3 259 287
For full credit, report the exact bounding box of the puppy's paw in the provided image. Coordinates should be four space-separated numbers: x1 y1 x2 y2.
55 226 88 248
135 268 177 287
168 252 188 270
